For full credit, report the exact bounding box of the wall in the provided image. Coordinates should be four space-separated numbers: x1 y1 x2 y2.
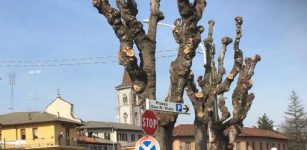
235 137 288 150
85 128 143 143
0 123 56 149
172 137 195 150
53 122 79 146
117 87 141 126
45 97 81 123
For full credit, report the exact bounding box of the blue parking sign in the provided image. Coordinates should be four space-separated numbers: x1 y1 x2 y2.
176 104 182 112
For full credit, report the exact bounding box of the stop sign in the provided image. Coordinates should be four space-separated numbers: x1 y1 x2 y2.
141 110 158 136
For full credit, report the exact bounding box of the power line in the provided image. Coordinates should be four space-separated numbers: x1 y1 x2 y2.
0 47 206 67
0 54 178 67
0 48 179 63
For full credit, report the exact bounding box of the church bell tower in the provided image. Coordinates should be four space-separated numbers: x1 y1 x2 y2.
115 70 141 126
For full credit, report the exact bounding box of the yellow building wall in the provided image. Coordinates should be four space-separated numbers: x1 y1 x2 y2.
1 128 17 141
1 123 56 148
172 139 181 150
53 122 79 146
1 122 80 149
172 138 196 150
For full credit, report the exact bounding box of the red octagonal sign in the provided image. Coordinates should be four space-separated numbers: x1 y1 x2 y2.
141 110 158 136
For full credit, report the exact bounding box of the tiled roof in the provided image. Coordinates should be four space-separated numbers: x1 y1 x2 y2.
173 124 288 140
78 136 114 144
173 124 195 137
239 127 288 140
0 112 82 126
82 121 142 131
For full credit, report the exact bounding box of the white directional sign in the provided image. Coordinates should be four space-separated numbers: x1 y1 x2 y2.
145 99 190 114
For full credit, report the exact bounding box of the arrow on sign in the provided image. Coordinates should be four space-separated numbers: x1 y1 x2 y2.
183 105 189 113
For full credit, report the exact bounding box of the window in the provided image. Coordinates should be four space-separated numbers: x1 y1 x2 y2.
123 94 128 104
131 134 135 141
278 143 280 150
134 112 139 124
252 142 255 150
246 142 249 150
283 144 286 150
185 142 191 150
21 129 26 140
236 142 241 150
65 128 70 138
266 142 269 150
133 94 137 105
123 113 128 123
117 133 127 141
260 142 263 150
88 132 93 137
32 128 38 140
104 133 110 140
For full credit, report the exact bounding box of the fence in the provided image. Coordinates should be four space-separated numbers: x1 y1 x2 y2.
0 137 79 149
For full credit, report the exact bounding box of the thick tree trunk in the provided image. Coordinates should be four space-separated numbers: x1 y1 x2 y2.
195 121 208 150
156 122 176 150
209 139 226 150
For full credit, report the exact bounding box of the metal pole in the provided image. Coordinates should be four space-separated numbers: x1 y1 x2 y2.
142 19 206 64
3 138 5 150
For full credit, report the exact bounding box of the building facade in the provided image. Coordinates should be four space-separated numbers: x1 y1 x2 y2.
172 124 289 150
0 96 84 150
115 71 142 126
79 121 144 147
0 112 83 150
45 96 82 123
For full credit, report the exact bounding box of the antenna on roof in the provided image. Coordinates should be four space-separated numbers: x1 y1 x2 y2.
57 88 61 97
8 72 15 112
28 93 33 112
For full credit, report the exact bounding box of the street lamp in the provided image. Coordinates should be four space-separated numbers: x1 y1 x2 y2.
142 19 206 64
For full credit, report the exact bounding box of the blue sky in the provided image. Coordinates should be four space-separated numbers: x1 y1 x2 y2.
0 0 306 127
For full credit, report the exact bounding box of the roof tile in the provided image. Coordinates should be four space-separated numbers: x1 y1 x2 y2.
172 124 288 140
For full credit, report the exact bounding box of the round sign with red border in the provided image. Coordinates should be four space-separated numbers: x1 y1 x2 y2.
141 110 158 136
135 135 160 150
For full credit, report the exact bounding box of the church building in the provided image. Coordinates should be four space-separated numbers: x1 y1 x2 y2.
115 71 142 126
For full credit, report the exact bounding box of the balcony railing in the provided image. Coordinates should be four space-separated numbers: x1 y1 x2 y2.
0 137 81 149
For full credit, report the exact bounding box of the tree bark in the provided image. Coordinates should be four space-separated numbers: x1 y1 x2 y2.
186 16 261 150
93 0 206 149
195 120 208 150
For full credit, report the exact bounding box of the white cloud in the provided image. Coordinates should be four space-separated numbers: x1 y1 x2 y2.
28 70 41 75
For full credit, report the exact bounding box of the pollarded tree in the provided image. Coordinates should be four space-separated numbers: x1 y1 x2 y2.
257 113 274 130
93 0 206 149
93 0 261 149
186 17 261 150
281 90 307 150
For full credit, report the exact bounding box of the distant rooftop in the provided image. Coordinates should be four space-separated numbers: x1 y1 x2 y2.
78 136 114 145
173 124 288 140
0 112 82 126
82 121 142 131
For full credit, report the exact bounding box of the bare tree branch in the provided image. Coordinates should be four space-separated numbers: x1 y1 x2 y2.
216 16 244 94
218 95 230 123
93 0 147 94
217 37 233 84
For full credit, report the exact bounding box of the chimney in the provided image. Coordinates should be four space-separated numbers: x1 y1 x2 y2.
57 112 60 119
28 112 32 120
